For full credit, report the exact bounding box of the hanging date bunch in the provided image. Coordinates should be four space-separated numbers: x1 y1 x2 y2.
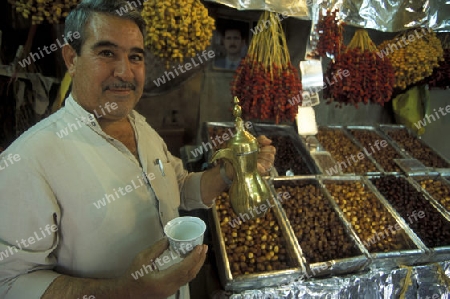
314 8 344 58
142 0 215 68
422 34 450 89
325 29 395 108
8 0 80 25
378 28 443 90
231 11 302 124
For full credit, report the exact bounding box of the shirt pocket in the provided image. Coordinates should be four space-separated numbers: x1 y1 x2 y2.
150 160 181 211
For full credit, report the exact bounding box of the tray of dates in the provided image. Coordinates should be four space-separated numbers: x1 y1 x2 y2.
210 190 308 291
271 176 370 278
379 125 450 174
345 126 409 174
252 123 320 176
309 126 383 175
320 176 426 269
408 174 450 221
368 175 450 263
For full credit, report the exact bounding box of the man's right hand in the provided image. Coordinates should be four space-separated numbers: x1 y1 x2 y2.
122 237 208 299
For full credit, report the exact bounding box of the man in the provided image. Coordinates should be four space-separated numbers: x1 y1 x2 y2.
0 1 275 299
214 27 246 70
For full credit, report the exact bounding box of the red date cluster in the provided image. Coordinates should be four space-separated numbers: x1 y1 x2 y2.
325 49 395 108
231 57 302 124
315 9 344 58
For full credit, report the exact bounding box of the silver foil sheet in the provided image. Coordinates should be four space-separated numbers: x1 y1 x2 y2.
225 261 450 298
332 0 431 32
444 175 450 184
205 0 450 32
204 0 310 19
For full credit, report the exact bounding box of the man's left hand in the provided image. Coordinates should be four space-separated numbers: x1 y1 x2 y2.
256 135 276 176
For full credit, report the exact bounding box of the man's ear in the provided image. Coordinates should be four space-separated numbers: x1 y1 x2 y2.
62 45 78 76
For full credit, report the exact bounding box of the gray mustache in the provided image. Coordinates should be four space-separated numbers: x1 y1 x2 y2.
105 83 136 90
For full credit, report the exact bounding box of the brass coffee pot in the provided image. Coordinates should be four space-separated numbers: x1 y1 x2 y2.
210 97 272 219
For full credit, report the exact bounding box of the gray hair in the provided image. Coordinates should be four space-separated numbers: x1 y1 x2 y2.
64 0 145 55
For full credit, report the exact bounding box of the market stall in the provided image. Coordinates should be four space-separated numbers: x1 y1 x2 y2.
200 121 450 297
187 0 450 297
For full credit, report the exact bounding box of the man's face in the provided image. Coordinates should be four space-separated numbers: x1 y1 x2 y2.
223 29 243 56
66 13 145 121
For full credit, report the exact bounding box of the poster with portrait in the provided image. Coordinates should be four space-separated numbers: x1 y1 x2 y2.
212 18 251 71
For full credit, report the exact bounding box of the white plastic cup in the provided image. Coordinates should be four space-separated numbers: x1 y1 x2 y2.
164 216 206 257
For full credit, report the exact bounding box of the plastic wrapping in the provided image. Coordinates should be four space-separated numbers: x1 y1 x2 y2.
204 0 310 19
225 262 450 298
204 0 450 32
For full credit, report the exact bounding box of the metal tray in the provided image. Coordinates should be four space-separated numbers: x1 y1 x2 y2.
319 176 426 269
344 126 409 175
393 159 428 175
407 175 450 220
378 124 450 174
270 176 370 278
310 126 383 176
210 189 308 291
366 175 450 263
310 152 342 175
252 123 320 176
303 135 326 153
443 175 450 184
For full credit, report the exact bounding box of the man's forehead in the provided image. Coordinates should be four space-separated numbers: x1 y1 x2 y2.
84 13 143 42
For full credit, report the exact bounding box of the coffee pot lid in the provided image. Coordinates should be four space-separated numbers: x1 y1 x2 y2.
227 97 258 155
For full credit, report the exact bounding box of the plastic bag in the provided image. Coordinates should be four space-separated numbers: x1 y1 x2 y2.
392 85 430 135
